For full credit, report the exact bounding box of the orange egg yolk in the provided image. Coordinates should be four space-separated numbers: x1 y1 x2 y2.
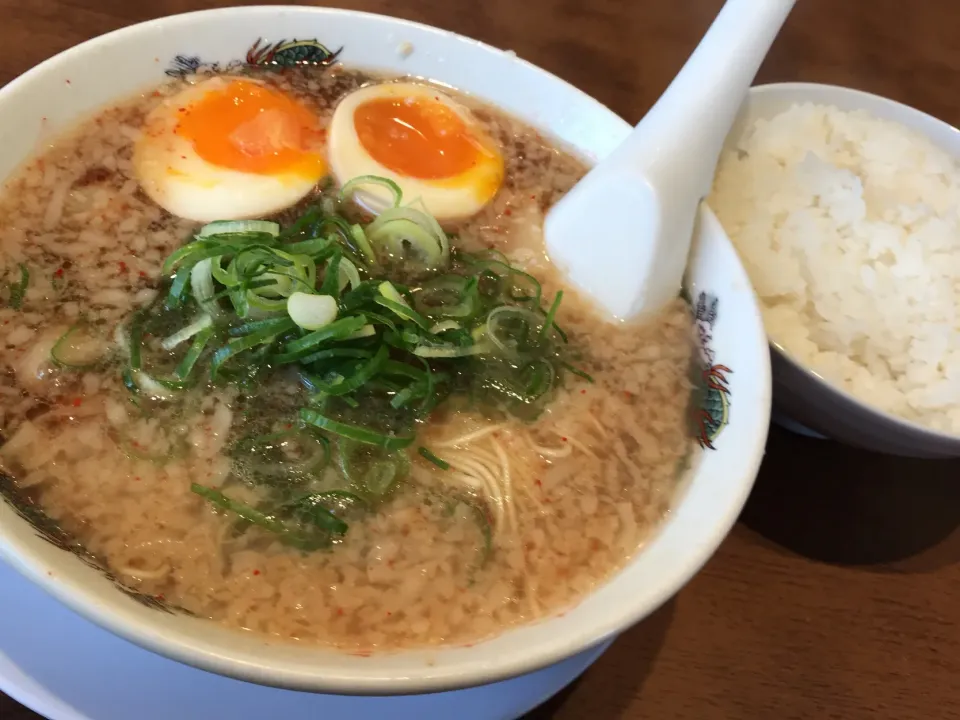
175 80 325 176
353 96 489 179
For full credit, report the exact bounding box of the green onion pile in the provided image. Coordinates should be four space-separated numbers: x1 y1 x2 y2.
106 176 588 552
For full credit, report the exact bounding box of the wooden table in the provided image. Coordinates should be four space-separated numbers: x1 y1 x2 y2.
3 1 960 718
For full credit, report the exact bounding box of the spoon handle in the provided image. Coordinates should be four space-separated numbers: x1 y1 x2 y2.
618 0 795 196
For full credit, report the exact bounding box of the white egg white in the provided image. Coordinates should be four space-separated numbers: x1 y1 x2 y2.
328 82 503 223
133 77 324 223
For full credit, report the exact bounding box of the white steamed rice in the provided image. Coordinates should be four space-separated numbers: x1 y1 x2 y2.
709 102 960 433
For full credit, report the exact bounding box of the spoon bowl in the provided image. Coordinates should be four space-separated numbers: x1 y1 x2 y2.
544 0 796 320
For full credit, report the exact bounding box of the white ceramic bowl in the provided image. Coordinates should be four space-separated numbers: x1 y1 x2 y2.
0 6 771 694
718 82 960 459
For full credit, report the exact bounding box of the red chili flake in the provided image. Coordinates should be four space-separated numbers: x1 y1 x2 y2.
65 79 71 85
138 271 147 278
253 569 261 576
561 436 568 442
178 107 186 113
72 398 82 407
336 608 344 616
180 155 187 159
503 208 512 216
623 390 632 398
285 423 293 429
385 611 392 617
130 440 141 449
152 90 162 97
156 593 165 601
580 389 587 394
54 268 64 278
535 479 542 487
133 476 141 482
529 194 535 199
118 261 127 272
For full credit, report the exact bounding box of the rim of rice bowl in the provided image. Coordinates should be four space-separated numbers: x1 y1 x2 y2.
772 336 960 445
0 6 771 694
712 82 960 448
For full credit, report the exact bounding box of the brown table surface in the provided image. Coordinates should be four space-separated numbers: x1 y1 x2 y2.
3 0 960 718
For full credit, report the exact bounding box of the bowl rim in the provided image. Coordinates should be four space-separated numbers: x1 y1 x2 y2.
0 5 771 694
741 81 960 448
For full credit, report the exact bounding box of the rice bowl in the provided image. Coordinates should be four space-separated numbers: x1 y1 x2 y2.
711 82 960 457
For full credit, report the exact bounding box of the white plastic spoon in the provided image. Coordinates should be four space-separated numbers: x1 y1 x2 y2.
544 0 796 321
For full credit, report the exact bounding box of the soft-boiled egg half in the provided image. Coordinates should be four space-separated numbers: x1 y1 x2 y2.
328 83 504 222
134 77 327 222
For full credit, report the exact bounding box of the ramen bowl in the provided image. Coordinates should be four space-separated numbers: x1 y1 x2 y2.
0 6 771 694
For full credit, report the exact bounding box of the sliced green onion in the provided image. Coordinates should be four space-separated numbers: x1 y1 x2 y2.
309 344 388 396
562 362 595 383
540 290 563 339
192 483 331 550
121 367 139 395
321 252 342 298
376 282 431 329
338 256 361 291
429 320 462 334
51 324 109 369
418 446 450 470
349 224 377 265
287 292 338 331
521 359 556 400
228 316 295 337
343 324 376 340
166 264 192 309
190 258 219 316
340 175 403 208
278 206 321 240
129 369 178 400
126 312 145 371
210 318 295 378
365 206 449 269
486 305 545 358
197 220 280 238
161 314 213 351
287 493 349 535
174 327 214 380
299 409 414 450
412 340 490 358
8 264 28 310
300 347 373 366
364 461 400 496
284 236 335 258
276 315 367 363
415 275 479 319
192 483 287 531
